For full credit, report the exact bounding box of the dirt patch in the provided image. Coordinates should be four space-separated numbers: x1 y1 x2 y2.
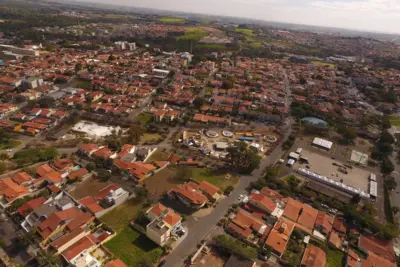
69 177 113 200
193 249 226 267
144 167 178 196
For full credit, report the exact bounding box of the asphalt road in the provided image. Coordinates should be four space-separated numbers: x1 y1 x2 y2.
163 128 292 267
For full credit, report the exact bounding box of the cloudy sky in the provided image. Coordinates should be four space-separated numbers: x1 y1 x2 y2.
76 0 400 33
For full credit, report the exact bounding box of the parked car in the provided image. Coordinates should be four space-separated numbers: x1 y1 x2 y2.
157 260 166 267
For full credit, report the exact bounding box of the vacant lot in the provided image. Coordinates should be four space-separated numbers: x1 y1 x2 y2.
146 150 169 162
159 17 185 23
390 115 400 126
191 168 239 190
144 167 178 196
100 198 143 233
177 28 208 41
326 248 344 267
0 139 22 150
235 28 254 36
105 226 163 267
140 133 162 143
69 177 112 200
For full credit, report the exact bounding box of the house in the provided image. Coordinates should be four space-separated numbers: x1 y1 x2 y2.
300 245 326 267
78 144 100 156
282 198 303 222
224 255 257 267
226 209 267 244
68 168 90 181
61 235 100 267
197 181 221 202
36 164 54 177
12 172 33 186
0 178 29 207
114 160 156 182
106 259 127 267
21 192 76 231
248 191 277 215
265 217 295 257
328 230 342 249
117 144 136 160
261 187 284 201
314 211 334 236
346 250 361 267
17 196 47 217
42 171 63 185
296 203 318 231
52 159 74 174
359 235 396 263
361 251 396 267
333 217 347 235
168 182 208 209
92 147 117 159
145 203 182 246
136 147 157 162
50 228 87 254
102 187 129 207
282 198 317 231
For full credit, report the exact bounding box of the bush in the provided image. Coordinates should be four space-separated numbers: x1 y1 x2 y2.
13 148 59 165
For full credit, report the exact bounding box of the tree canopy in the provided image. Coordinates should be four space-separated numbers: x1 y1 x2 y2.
227 141 261 174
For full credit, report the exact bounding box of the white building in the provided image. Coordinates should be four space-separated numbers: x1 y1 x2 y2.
350 150 368 166
312 137 333 151
152 68 170 79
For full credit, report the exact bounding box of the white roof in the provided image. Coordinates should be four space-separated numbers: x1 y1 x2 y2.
370 173 376 181
350 150 369 166
312 137 333 150
287 159 295 165
289 152 300 160
369 181 378 197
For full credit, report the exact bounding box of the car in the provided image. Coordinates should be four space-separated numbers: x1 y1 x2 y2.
238 194 244 200
157 260 166 267
306 165 310 169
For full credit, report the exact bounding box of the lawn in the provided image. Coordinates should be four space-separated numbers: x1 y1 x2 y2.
146 150 169 162
197 43 225 49
105 226 163 267
235 28 254 36
311 61 335 70
71 79 91 89
158 17 185 23
140 133 162 143
136 113 153 126
69 177 113 200
100 198 143 233
390 116 400 127
177 28 208 41
326 248 345 267
191 168 239 190
0 139 22 150
144 167 179 196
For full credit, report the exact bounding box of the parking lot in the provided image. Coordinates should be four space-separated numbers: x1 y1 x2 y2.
293 149 371 192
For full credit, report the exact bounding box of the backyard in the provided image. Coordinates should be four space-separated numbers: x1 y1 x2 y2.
105 226 163 267
100 198 143 233
143 167 179 196
326 248 345 267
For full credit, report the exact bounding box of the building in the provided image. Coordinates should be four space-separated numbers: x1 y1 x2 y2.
61 235 100 267
350 150 369 166
102 187 129 207
300 245 327 267
0 178 29 207
168 182 208 209
145 203 182 246
248 191 277 214
265 217 295 257
314 211 334 236
359 235 396 263
312 137 333 150
224 255 257 267
152 68 170 79
197 181 221 202
226 208 267 244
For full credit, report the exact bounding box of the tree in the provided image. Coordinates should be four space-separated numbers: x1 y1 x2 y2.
0 153 10 161
385 177 397 191
14 95 26 103
75 62 83 72
135 186 149 202
381 158 394 174
86 162 96 172
222 79 234 89
227 141 261 174
174 166 192 183
97 169 111 181
193 97 204 110
291 107 306 120
224 186 234 195
37 96 55 108
136 257 153 267
338 126 357 144
392 206 400 214
108 55 116 61
126 125 145 144
350 194 361 205
380 130 395 144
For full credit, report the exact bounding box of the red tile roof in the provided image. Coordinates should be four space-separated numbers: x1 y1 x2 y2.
37 207 83 239
148 203 167 217
362 252 396 267
359 235 396 263
62 236 95 262
265 217 295 256
52 159 73 171
17 197 46 217
36 164 54 177
282 198 302 222
198 181 220 198
297 204 318 230
68 168 89 180
249 192 277 213
301 245 327 267
79 196 104 214
170 183 208 205
95 184 120 201
105 259 127 267
314 211 334 235
261 187 284 201
12 172 32 185
0 178 29 202
333 217 347 234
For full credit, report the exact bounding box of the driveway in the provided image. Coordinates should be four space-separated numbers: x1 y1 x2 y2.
162 128 292 267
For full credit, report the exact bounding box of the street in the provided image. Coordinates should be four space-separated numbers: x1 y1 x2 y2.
163 128 291 267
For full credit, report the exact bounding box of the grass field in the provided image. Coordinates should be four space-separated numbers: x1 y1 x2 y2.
100 198 143 233
136 113 153 126
311 61 335 70
235 28 254 36
159 17 185 23
105 226 163 267
146 150 169 162
191 168 239 190
326 248 344 267
140 133 162 143
0 139 22 150
390 116 400 126
144 167 179 196
69 177 112 200
197 43 225 49
177 28 208 41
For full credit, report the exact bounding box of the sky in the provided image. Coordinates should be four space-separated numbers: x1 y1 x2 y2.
75 0 400 33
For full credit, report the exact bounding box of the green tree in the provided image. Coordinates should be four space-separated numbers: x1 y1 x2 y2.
75 62 83 72
381 158 395 174
385 177 397 191
227 141 261 174
222 79 234 89
86 162 96 172
193 96 204 110
174 165 192 183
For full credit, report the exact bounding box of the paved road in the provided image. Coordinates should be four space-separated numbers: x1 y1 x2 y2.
163 128 292 267
389 154 400 221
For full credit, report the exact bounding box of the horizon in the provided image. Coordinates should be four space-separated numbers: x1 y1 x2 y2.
67 0 400 34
